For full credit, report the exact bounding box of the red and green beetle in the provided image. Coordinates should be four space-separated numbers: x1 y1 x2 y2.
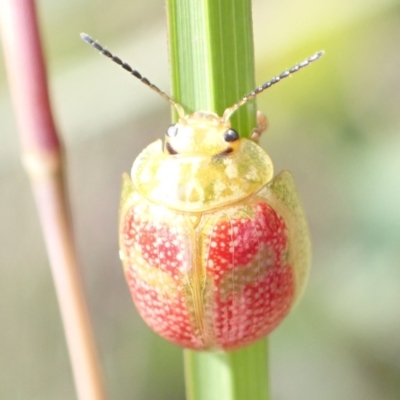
81 33 323 351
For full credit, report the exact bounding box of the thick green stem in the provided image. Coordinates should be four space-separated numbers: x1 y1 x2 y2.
166 0 271 399
184 339 270 400
167 0 256 137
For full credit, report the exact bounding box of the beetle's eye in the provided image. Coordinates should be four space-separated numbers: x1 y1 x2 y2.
224 129 239 142
167 124 179 138
165 142 178 155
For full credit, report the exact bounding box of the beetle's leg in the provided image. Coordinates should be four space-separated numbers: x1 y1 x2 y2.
250 111 268 143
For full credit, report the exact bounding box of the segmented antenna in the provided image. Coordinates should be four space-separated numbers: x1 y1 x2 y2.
80 33 185 118
223 50 324 121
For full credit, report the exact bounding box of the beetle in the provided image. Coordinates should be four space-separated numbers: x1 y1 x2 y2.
81 33 322 350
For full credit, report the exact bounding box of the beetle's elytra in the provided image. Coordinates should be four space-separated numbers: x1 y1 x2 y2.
81 33 323 350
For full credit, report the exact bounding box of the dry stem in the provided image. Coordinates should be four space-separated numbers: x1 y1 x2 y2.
0 0 107 398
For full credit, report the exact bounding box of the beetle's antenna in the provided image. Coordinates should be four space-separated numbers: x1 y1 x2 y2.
223 50 324 122
80 33 185 118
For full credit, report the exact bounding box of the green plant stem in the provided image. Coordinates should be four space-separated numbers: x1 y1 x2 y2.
167 0 256 137
166 0 271 399
184 339 270 400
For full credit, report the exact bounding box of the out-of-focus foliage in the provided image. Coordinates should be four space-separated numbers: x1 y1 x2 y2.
0 0 399 399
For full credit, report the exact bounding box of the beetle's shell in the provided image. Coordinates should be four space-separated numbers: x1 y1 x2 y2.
119 139 310 350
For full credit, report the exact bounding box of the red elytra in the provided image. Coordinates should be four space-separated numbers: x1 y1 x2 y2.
119 172 306 351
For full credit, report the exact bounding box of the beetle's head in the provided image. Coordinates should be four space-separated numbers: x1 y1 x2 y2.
164 111 241 158
80 33 323 157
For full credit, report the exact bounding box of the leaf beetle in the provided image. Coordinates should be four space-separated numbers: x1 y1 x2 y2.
81 33 322 350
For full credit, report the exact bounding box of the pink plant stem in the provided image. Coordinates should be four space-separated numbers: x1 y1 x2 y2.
0 1 107 399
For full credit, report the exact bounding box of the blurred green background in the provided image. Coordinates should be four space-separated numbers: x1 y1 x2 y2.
0 0 399 399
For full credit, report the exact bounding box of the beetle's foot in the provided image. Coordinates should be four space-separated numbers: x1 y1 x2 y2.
251 112 268 143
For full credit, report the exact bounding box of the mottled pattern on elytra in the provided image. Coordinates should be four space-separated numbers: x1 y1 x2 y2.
199 200 294 349
121 204 205 349
120 185 296 350
265 173 311 302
